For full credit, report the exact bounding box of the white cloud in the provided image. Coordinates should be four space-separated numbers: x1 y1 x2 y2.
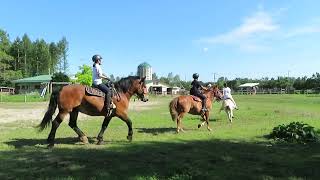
197 6 320 53
199 10 278 46
285 25 320 38
202 47 209 52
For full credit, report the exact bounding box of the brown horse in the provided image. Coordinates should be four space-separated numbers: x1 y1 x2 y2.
169 85 222 133
38 76 148 148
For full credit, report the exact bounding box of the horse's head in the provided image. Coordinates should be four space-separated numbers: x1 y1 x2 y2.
133 76 148 102
210 85 223 101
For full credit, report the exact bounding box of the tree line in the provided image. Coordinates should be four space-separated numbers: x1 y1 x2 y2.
74 66 320 91
152 72 320 91
215 73 320 91
0 29 69 86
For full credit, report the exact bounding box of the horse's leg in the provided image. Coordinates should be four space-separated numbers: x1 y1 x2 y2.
225 108 232 123
68 110 88 144
176 114 180 133
47 111 68 148
230 109 234 122
97 116 112 145
198 113 207 129
118 115 133 142
177 112 186 133
204 112 212 131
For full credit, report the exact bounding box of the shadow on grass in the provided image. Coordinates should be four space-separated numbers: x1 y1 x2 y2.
1 139 320 179
5 137 98 149
188 117 220 122
136 127 176 135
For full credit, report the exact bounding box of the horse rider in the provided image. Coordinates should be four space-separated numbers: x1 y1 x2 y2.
92 54 112 114
222 82 238 110
190 73 208 112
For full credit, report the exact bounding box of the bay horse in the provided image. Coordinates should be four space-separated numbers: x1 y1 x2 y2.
38 76 148 148
169 85 222 133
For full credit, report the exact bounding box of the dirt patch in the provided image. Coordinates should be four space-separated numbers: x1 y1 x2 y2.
128 100 158 111
0 100 157 124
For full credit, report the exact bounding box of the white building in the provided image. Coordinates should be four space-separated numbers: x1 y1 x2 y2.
137 62 152 81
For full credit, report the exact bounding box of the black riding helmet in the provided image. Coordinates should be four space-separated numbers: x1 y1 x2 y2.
92 54 103 63
192 73 199 79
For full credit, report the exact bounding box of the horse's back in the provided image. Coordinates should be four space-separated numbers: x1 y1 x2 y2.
223 99 236 110
58 84 86 110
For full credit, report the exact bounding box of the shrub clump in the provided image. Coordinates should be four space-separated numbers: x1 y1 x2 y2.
269 122 318 143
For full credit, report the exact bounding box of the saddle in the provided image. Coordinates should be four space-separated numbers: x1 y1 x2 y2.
85 83 118 112
190 95 202 102
85 86 106 97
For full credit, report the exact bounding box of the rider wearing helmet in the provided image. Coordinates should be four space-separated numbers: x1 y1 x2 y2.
190 73 208 112
222 82 238 110
92 54 112 114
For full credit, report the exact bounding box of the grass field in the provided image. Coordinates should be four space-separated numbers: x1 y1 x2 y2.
0 93 50 102
0 95 320 179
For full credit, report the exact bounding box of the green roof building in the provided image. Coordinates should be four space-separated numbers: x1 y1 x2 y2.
11 75 52 94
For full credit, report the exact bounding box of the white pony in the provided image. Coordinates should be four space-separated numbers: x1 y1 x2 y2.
220 99 236 123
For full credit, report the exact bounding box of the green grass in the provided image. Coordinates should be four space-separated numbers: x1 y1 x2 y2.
0 93 50 102
0 95 320 179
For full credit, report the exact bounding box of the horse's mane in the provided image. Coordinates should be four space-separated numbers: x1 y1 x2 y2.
114 76 141 93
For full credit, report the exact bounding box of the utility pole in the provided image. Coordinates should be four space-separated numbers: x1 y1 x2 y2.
213 73 217 82
36 57 39 75
24 50 27 76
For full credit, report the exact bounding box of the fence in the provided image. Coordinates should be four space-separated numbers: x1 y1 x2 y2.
234 89 320 95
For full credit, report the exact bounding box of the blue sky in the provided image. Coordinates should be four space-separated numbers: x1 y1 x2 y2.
1 0 320 81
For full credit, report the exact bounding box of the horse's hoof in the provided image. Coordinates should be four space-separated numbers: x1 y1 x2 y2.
47 143 54 149
97 140 105 145
79 136 89 144
198 124 201 128
127 135 133 142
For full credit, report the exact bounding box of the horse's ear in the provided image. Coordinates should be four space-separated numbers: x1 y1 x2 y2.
140 76 146 84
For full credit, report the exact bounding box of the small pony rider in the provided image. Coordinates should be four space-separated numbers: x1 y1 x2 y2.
222 82 238 110
190 73 208 112
92 54 112 114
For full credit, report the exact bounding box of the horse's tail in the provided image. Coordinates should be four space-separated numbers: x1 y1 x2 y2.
169 98 179 121
37 88 61 132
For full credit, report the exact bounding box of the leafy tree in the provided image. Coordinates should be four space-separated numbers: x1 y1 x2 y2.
21 34 32 77
109 74 115 82
49 42 60 74
10 37 23 71
167 72 174 84
173 75 181 85
32 39 50 76
57 37 69 73
75 65 92 85
0 30 21 86
152 72 158 81
159 77 169 85
52 72 70 82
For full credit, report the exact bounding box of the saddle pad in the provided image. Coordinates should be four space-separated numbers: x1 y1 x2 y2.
85 86 105 97
191 95 202 102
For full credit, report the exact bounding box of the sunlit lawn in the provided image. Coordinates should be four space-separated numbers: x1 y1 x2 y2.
0 95 320 179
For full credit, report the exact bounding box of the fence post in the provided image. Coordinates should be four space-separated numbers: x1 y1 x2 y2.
24 94 27 103
0 93 2 102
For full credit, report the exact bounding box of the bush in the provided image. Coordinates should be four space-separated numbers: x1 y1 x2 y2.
269 122 318 143
52 72 70 82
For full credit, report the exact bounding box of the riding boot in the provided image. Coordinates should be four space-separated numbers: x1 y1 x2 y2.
104 95 111 115
201 99 207 112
